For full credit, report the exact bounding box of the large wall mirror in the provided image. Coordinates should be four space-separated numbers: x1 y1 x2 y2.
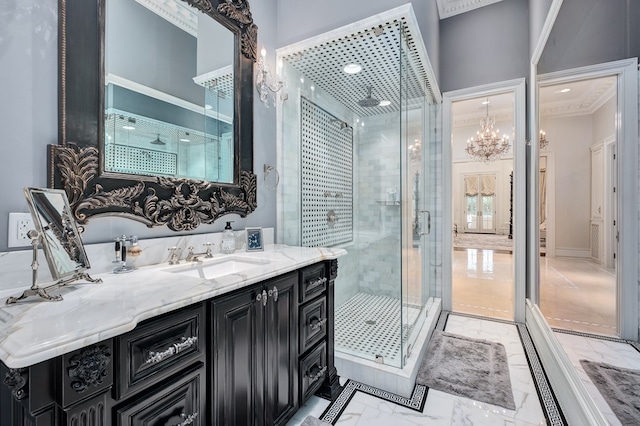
49 0 257 231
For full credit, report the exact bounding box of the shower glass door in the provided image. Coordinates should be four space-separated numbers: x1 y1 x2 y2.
399 23 430 367
277 17 433 370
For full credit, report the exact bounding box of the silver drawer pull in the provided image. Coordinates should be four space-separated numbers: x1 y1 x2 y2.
307 365 327 383
144 336 198 365
268 286 278 302
175 412 198 426
309 317 327 331
256 289 268 307
306 277 327 291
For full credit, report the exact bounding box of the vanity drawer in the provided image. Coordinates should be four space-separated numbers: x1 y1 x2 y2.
299 296 327 354
115 362 204 426
299 263 327 304
299 342 327 403
115 303 205 399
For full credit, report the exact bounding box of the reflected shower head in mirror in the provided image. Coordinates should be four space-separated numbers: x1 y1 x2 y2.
358 86 380 107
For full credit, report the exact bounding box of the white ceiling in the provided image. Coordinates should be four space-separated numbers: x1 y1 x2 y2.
539 76 616 118
452 75 616 128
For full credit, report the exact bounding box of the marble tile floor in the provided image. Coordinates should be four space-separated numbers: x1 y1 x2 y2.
452 246 617 336
540 256 616 336
554 330 640 426
287 314 549 425
452 249 514 320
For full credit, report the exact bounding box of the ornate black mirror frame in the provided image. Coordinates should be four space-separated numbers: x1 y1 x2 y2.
49 0 257 231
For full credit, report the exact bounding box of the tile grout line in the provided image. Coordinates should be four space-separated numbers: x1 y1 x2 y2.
321 311 567 425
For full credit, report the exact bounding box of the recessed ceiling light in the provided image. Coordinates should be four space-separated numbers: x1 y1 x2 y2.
481 100 490 105
180 138 190 142
556 88 571 93
343 63 362 74
122 125 135 130
378 100 391 107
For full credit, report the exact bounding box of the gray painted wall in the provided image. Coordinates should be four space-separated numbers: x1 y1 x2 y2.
107 0 201 105
276 0 440 83
538 0 640 74
0 0 278 251
439 0 529 92
0 0 58 252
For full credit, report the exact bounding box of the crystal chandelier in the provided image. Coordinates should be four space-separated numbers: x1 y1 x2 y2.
465 99 510 163
539 129 549 150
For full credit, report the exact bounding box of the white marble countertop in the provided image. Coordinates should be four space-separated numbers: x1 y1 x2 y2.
0 244 346 368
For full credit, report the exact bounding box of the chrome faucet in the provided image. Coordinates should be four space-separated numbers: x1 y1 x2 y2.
185 243 214 262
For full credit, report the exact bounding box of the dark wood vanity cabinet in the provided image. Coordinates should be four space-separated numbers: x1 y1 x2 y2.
211 272 298 426
0 260 340 426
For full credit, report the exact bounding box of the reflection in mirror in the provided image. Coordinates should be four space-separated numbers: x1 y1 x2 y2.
52 0 257 231
6 188 101 304
537 75 618 337
104 0 234 182
29 188 90 278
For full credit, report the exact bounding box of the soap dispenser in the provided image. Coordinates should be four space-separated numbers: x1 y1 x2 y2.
220 221 236 254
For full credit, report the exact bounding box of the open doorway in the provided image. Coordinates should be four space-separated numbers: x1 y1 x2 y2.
538 75 618 336
450 92 515 320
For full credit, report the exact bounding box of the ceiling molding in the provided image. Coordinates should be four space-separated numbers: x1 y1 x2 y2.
540 77 616 118
436 0 504 19
135 0 197 37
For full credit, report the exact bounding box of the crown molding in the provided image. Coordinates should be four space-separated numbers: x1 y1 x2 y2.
540 78 616 118
135 0 197 37
436 0 504 19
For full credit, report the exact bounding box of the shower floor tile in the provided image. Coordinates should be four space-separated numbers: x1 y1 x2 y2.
335 293 422 364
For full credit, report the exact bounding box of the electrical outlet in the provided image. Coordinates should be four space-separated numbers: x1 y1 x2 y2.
8 213 35 248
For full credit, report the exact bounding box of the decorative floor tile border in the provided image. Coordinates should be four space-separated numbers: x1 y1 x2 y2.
446 311 566 424
320 311 566 425
319 379 427 424
517 323 567 426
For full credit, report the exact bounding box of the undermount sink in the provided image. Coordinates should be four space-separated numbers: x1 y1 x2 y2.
166 256 271 280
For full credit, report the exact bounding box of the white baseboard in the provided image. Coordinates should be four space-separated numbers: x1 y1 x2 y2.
555 248 590 258
525 301 608 425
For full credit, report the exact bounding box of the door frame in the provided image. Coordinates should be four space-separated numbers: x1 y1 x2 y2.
535 58 638 340
442 78 527 322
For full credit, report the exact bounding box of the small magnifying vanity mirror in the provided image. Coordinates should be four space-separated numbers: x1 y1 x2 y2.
6 188 102 304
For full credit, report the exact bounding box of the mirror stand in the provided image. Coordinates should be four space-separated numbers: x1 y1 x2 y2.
5 230 102 305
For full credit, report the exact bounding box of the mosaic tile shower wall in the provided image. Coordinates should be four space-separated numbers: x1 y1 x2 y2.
355 113 402 299
300 98 354 247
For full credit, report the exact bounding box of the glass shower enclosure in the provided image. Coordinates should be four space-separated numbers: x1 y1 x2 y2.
278 19 432 369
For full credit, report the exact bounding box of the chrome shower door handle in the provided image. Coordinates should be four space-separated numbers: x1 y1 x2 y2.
419 210 431 236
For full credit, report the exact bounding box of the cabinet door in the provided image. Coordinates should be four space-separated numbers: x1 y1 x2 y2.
212 284 265 426
265 272 298 426
115 362 203 426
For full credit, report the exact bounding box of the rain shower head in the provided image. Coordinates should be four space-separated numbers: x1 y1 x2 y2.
358 86 380 108
150 134 166 145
